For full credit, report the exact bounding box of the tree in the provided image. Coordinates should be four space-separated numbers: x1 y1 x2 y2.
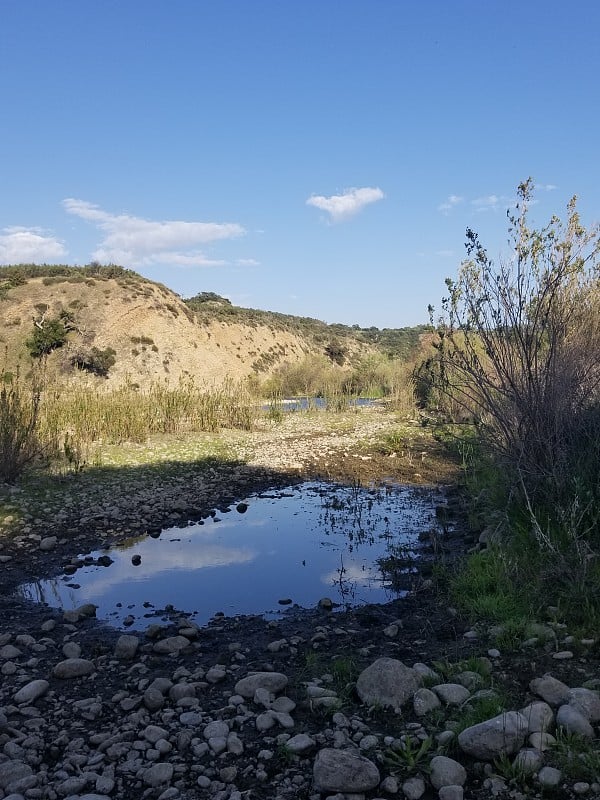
25 310 75 358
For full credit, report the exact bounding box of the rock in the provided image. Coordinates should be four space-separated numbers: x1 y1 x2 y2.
236 502 248 513
39 535 58 550
513 747 543 774
556 704 594 737
13 678 49 704
519 701 554 733
454 670 485 691
204 720 229 739
402 775 426 800
429 756 467 789
53 658 95 678
528 731 556 751
432 683 471 706
568 687 600 722
206 665 227 683
0 761 33 792
0 644 22 659
144 725 169 744
318 597 333 610
413 687 441 716
234 671 288 697
286 733 316 754
574 782 591 795
312 748 380 793
62 641 81 658
537 765 562 788
114 634 139 659
529 675 571 706
439 788 464 800
144 688 165 711
356 658 420 712
412 662 439 682
152 636 190 654
457 711 528 759
143 763 174 787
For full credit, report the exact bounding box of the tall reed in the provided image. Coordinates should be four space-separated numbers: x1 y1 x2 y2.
37 375 254 453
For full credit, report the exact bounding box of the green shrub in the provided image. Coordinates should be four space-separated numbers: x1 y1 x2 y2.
0 369 43 482
70 346 116 377
26 317 69 357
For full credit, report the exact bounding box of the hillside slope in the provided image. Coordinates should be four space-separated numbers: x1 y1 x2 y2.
0 266 381 389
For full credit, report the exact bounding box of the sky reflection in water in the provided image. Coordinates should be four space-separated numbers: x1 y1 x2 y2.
17 481 441 630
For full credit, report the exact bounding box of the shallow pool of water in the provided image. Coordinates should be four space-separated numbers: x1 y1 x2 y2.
262 397 379 412
16 481 444 630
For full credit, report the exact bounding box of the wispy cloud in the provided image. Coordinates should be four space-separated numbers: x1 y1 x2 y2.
437 195 464 215
537 183 557 191
63 199 245 267
235 258 260 267
306 186 384 223
470 193 517 212
0 226 67 264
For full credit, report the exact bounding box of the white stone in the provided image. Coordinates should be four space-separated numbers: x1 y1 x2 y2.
556 704 594 738
429 756 467 788
13 678 49 704
457 712 528 759
432 683 471 706
537 766 562 788
356 658 420 712
312 748 380 793
519 701 554 733
529 675 571 706
234 671 288 697
53 658 95 678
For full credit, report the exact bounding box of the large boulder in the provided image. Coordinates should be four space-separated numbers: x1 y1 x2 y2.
234 672 288 698
356 657 421 712
458 711 528 759
313 748 380 793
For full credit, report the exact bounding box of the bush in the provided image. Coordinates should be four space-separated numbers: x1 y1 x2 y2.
25 310 75 358
433 179 600 499
0 369 43 482
432 179 600 619
70 346 117 377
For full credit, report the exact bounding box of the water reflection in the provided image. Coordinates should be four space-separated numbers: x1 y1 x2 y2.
16 481 442 630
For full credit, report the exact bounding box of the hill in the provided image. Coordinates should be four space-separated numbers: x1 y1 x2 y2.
0 264 429 389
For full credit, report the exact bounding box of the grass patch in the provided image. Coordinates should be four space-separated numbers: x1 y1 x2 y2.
384 735 434 778
450 549 531 626
548 731 600 783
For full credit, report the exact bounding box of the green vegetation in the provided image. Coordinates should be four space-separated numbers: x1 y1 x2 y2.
385 735 433 777
70 346 117 377
0 368 43 483
25 310 74 357
429 180 600 631
184 290 431 363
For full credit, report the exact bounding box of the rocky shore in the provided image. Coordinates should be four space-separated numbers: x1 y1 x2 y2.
0 409 598 799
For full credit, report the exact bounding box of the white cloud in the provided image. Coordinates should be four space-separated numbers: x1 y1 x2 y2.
235 258 260 267
538 183 557 191
0 226 67 264
435 249 454 258
63 199 245 267
306 187 384 223
472 194 500 208
437 195 464 214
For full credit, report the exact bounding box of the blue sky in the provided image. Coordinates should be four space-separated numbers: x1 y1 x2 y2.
1 1 599 327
